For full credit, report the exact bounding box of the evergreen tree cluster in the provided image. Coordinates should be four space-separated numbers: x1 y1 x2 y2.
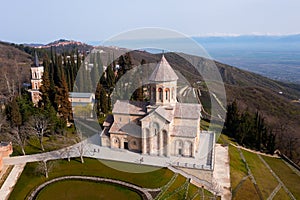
39 50 140 121
223 101 276 154
39 49 75 125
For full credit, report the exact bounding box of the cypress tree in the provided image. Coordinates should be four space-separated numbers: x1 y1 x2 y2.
91 64 100 90
55 68 72 123
224 101 240 138
6 97 22 127
95 83 108 115
106 65 115 90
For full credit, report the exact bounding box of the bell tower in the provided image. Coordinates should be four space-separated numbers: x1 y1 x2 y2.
149 55 178 106
30 52 44 106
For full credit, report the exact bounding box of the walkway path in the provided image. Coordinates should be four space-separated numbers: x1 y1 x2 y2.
267 184 281 200
27 175 158 200
0 164 25 200
213 144 231 200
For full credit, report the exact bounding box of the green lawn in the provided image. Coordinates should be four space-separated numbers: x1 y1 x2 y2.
233 177 260 200
242 150 278 199
12 132 77 156
186 184 215 200
263 156 300 199
9 158 173 199
228 139 300 200
228 145 247 189
160 175 186 199
36 180 142 200
229 145 258 200
273 187 290 200
159 175 214 200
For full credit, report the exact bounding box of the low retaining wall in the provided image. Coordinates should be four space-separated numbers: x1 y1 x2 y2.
27 176 157 200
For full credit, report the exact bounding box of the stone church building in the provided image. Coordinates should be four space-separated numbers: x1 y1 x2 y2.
101 56 204 158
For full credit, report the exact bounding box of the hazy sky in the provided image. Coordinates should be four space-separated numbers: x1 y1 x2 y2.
1 0 300 44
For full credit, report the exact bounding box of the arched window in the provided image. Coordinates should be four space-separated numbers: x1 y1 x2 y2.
158 88 163 102
175 140 183 156
152 122 159 136
165 88 170 101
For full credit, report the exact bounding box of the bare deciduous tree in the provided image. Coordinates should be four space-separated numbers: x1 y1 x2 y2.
4 73 16 102
59 146 72 162
0 112 7 132
35 160 56 178
76 130 86 164
6 125 27 155
28 114 50 151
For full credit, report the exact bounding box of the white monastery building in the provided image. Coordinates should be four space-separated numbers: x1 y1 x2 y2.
101 56 215 166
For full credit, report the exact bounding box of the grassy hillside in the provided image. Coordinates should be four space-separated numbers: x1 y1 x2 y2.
0 42 32 97
220 134 300 200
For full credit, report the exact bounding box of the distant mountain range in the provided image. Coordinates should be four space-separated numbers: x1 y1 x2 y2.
24 39 93 54
5 34 300 84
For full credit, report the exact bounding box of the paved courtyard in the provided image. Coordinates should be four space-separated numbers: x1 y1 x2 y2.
1 120 231 199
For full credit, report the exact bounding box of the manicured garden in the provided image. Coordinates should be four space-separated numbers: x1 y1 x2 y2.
263 156 300 199
242 150 278 199
9 158 173 199
225 132 300 200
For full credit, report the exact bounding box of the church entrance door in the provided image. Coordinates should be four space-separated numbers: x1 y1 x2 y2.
124 142 128 150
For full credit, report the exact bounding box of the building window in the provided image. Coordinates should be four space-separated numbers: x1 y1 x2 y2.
133 141 137 146
165 88 170 101
158 88 163 101
119 117 122 122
